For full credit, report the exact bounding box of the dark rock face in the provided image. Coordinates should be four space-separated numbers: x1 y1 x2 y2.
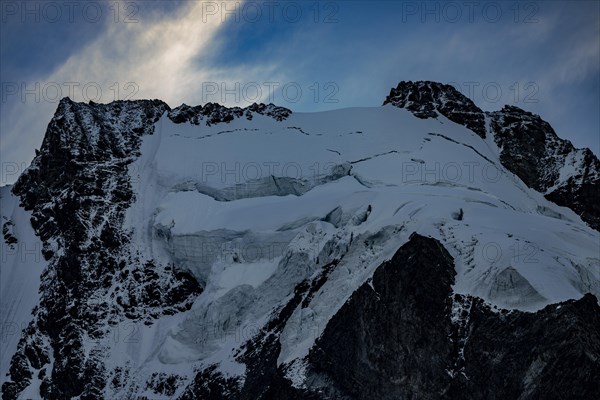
545 175 599 230
179 365 243 400
490 105 575 191
145 372 185 398
449 293 600 399
383 80 487 138
2 219 17 247
2 98 203 400
306 233 456 400
301 234 600 399
490 105 600 230
168 102 291 125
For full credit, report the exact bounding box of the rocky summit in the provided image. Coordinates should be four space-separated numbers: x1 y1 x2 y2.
1 81 599 399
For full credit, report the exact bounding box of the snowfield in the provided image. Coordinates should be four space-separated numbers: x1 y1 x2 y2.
0 186 47 389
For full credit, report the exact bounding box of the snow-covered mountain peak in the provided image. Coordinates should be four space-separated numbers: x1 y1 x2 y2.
2 83 599 399
383 80 599 230
383 80 487 138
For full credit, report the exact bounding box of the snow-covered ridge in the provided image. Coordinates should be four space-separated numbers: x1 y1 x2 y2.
2 82 599 399
168 102 291 126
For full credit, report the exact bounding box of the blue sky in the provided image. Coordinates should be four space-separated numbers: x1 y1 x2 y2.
1 0 598 184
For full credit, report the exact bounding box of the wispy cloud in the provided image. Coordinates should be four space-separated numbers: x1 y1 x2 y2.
1 0 272 183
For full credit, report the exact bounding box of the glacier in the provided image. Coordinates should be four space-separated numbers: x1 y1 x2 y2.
118 103 599 395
